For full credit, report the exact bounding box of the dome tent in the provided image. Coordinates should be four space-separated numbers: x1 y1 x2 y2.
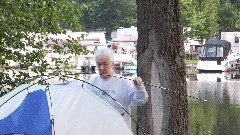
0 80 133 135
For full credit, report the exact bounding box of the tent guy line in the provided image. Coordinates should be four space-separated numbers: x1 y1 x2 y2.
0 76 57 108
0 75 147 135
63 75 148 135
65 73 208 102
0 72 206 135
0 84 35 108
0 76 58 135
108 74 208 102
0 76 134 135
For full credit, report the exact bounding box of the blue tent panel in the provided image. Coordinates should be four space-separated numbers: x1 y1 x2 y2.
0 90 52 135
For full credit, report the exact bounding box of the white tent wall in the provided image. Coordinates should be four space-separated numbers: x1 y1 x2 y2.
0 81 133 135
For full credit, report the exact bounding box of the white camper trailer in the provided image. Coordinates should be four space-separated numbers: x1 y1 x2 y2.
221 32 240 54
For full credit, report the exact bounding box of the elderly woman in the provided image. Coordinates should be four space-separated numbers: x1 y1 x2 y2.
84 47 148 128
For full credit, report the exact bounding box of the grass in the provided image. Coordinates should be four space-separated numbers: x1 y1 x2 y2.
185 59 199 74
131 106 137 134
185 59 198 65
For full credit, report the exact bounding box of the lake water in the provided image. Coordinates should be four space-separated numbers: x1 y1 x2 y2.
187 72 240 135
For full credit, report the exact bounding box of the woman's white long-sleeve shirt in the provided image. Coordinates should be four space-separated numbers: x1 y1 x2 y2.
84 75 148 128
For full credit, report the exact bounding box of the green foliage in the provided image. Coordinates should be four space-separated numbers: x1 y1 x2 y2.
181 0 220 43
181 0 240 42
79 0 137 39
218 3 240 31
0 0 88 96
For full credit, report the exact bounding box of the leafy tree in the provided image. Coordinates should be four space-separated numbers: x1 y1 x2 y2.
79 0 137 40
0 0 88 96
181 0 219 43
218 1 240 32
181 0 240 42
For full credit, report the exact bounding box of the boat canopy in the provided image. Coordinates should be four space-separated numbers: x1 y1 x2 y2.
199 39 231 58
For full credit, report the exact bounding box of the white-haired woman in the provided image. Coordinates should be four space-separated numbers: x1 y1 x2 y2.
84 47 148 128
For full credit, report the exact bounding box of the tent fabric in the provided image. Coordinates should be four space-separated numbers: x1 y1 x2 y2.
0 90 52 135
0 80 133 135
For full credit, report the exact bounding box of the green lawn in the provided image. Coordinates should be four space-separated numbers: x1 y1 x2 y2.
185 59 198 65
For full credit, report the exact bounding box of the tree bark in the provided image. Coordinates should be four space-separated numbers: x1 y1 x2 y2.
105 27 112 41
136 0 188 135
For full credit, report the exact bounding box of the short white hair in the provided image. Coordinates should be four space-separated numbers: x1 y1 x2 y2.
94 47 114 62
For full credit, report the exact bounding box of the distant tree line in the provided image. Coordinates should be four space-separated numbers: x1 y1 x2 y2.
74 0 240 42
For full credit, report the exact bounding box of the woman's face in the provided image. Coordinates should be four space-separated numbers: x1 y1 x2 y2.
95 55 114 79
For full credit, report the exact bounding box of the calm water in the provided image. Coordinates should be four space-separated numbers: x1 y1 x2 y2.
187 72 240 135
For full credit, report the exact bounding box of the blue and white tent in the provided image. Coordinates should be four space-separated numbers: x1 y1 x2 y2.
0 80 133 135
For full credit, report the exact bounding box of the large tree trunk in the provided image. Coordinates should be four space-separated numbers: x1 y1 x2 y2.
136 0 188 135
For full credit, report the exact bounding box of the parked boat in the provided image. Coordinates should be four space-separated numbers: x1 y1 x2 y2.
196 39 240 72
